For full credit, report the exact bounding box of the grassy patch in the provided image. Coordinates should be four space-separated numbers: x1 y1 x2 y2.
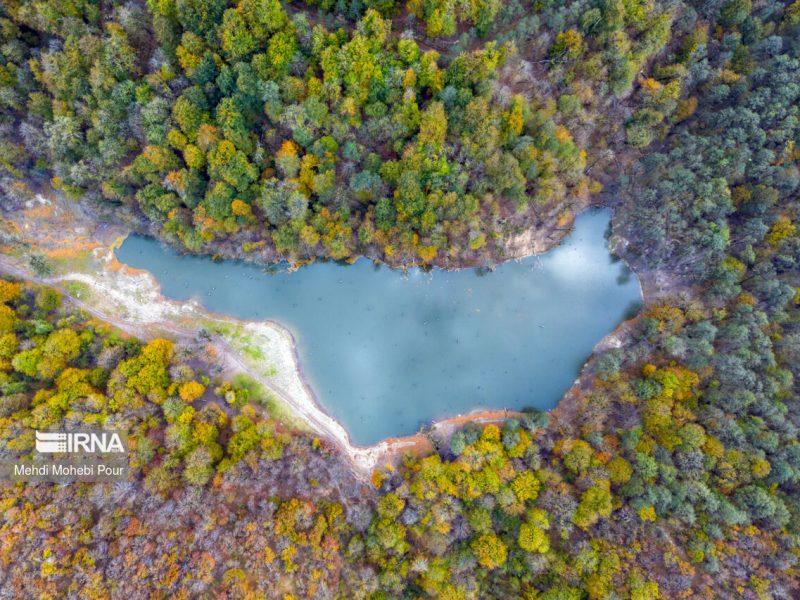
232 374 307 430
206 321 277 375
64 280 91 300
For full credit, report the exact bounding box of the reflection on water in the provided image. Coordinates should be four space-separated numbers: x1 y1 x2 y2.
116 209 641 445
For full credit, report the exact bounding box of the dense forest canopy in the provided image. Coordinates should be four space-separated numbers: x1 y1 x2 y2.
1 0 707 265
0 0 799 598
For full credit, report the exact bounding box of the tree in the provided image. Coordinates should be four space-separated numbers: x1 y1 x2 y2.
471 533 507 569
417 101 447 151
114 338 174 403
573 480 613 529
179 380 205 402
172 87 210 141
719 0 752 27
551 29 584 60
563 439 593 474
518 522 549 553
0 281 21 304
174 0 227 39
183 445 215 484
510 471 540 503
267 30 297 76
13 328 81 380
258 180 308 226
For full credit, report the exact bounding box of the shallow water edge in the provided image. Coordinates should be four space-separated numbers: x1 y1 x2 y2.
116 208 643 445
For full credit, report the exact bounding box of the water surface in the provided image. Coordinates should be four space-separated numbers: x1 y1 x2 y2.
117 209 640 445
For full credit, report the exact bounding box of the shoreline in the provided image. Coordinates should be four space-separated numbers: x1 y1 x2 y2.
120 202 587 275
0 227 524 475
52 255 532 472
0 193 647 476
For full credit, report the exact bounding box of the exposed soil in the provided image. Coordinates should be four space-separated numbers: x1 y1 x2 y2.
0 187 660 478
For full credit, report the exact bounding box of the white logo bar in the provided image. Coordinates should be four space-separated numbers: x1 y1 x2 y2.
34 431 126 454
35 431 67 453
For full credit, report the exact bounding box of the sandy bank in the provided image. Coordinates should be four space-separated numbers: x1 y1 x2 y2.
0 192 650 477
0 195 528 475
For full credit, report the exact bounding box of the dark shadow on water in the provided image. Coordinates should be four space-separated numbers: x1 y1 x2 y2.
616 269 633 285
116 208 643 445
623 300 643 320
573 353 592 373
261 265 283 276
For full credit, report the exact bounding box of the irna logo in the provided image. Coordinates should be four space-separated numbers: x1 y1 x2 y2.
35 431 126 454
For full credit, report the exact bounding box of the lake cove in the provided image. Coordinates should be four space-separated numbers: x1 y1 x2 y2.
116 209 641 446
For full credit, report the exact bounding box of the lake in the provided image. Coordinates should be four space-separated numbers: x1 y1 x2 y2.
116 209 641 445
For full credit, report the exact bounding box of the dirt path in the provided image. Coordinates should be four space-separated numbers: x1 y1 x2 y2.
0 197 465 477
0 192 653 479
0 248 417 476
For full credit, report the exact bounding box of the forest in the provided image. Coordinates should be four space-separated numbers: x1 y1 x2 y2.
1 0 703 265
0 0 799 597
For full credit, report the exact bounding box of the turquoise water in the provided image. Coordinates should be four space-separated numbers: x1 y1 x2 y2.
116 209 641 445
